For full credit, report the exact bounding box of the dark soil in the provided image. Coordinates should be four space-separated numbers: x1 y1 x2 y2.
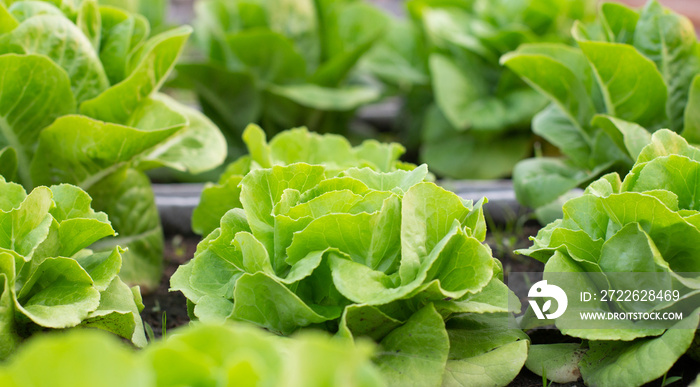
140 235 195 338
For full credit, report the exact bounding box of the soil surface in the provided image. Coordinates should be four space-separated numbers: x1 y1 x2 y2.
141 235 196 338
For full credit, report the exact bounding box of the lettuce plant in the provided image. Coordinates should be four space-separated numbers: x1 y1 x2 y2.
0 323 384 387
173 138 529 385
0 177 146 359
518 130 700 386
359 0 595 179
501 0 700 219
191 124 413 236
173 0 389 158
0 0 226 289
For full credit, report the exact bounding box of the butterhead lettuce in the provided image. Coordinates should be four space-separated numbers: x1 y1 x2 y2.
518 130 700 386
174 128 528 386
0 177 146 359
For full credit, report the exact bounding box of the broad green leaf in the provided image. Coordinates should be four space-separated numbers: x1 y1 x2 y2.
0 271 19 359
16 257 100 328
0 54 75 187
144 323 279 387
683 75 700 143
400 182 473 283
189 235 241 300
0 176 24 211
636 128 700 163
268 84 380 111
49 184 109 223
344 165 428 194
230 272 337 335
7 1 64 24
287 195 401 272
0 147 17 182
283 331 384 387
598 223 664 273
226 30 306 85
2 15 109 103
360 18 429 86
313 2 387 83
593 115 651 161
98 11 145 84
422 127 531 179
353 140 406 173
429 53 484 130
30 115 181 189
624 155 700 211
137 94 227 174
375 304 448 387
443 340 528 387
74 248 121 292
0 186 52 258
579 40 667 127
525 344 584 384
513 157 607 209
600 193 700 273
0 3 18 33
435 277 517 314
192 176 243 237
268 128 358 170
77 0 100 50
80 26 192 124
87 168 163 290
338 304 402 341
0 330 151 387
81 276 147 347
599 2 639 44
580 312 700 387
242 123 272 167
501 45 595 128
533 104 591 166
634 0 700 131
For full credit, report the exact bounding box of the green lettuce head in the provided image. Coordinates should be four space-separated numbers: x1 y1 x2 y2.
174 128 529 386
519 129 700 386
0 177 145 359
0 0 226 290
502 0 700 221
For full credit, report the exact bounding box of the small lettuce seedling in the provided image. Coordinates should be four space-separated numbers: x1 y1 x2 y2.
0 178 146 359
501 0 700 221
518 130 700 386
0 0 227 289
175 129 529 386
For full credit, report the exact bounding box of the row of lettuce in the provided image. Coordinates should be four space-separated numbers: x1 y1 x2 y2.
2 127 700 386
0 0 699 386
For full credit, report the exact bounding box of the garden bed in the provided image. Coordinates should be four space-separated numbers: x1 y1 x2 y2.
142 232 696 387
